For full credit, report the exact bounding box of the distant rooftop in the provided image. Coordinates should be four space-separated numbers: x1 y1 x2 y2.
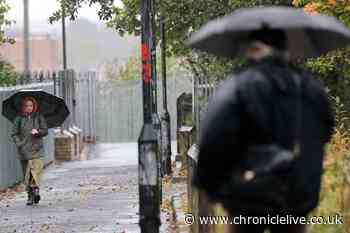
11 33 58 41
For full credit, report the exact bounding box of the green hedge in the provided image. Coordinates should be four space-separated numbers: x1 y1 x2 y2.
0 60 17 86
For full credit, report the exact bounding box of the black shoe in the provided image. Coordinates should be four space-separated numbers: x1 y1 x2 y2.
26 188 34 206
33 187 40 204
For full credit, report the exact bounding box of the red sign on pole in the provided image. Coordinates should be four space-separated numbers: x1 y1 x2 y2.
141 43 152 84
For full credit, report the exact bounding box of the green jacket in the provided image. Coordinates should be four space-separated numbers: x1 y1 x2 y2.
11 112 48 160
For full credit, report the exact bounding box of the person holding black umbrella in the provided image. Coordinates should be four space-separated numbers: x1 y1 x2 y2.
11 96 48 205
188 6 350 233
2 89 69 206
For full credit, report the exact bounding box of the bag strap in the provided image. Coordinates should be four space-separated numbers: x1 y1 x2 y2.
292 73 302 158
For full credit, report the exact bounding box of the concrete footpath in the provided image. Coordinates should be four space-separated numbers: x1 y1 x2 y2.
0 143 172 233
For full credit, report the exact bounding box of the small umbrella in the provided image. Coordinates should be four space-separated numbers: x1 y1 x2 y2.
187 6 350 59
2 89 70 128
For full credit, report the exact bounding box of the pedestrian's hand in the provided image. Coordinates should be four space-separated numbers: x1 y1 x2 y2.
31 129 39 135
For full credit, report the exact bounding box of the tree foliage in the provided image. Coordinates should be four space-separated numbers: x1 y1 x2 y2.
0 0 13 45
293 0 350 27
292 0 350 126
105 48 180 82
0 0 16 86
51 0 291 56
0 60 17 85
51 0 293 80
105 53 140 81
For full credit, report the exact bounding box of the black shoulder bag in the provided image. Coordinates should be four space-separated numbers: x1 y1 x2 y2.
215 72 302 215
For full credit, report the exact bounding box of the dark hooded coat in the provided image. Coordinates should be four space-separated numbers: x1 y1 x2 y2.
11 112 48 161
194 57 335 215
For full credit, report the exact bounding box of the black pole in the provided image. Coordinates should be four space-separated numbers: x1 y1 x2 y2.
61 4 67 134
139 0 160 232
149 0 163 204
53 71 57 96
23 0 30 73
62 4 67 70
141 0 153 123
150 0 158 114
160 18 167 110
160 17 172 175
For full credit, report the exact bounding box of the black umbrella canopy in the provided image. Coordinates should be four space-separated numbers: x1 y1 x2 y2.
188 6 350 59
2 89 70 128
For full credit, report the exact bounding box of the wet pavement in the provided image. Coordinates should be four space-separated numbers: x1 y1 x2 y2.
0 143 170 233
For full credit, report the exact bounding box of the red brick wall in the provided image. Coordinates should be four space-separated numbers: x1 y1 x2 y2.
0 34 59 71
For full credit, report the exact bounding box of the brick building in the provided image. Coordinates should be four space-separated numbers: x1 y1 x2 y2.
0 34 60 71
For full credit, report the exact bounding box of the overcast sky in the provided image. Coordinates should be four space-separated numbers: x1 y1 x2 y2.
6 0 120 31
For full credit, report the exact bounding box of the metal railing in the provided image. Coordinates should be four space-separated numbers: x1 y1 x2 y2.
193 76 217 141
188 75 219 233
75 71 97 142
57 70 76 131
15 71 57 86
93 77 192 143
43 69 99 144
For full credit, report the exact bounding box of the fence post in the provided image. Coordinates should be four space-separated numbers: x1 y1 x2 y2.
192 76 200 142
18 72 24 85
71 70 77 126
92 72 96 142
187 143 199 233
39 71 44 82
58 70 67 131
160 18 172 176
34 71 38 83
138 124 161 233
25 71 30 84
161 111 172 176
87 72 92 142
53 71 57 96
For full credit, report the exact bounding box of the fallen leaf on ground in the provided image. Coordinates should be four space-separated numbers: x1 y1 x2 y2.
162 175 173 186
161 198 172 212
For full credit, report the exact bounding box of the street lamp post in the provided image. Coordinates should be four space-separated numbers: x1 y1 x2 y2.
60 3 68 133
160 17 172 176
149 0 163 205
23 0 30 74
150 0 158 114
141 0 153 124
62 4 67 70
138 0 160 232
